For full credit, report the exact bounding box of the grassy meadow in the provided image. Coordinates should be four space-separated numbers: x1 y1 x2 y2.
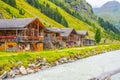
0 44 120 75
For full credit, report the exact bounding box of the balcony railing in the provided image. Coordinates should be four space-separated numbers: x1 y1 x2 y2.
0 36 44 42
0 36 16 39
69 37 75 41
44 36 62 42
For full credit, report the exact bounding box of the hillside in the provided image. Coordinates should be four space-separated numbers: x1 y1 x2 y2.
0 0 120 40
94 1 120 29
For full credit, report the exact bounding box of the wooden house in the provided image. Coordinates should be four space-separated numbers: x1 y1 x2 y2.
84 38 96 46
0 18 45 51
76 30 88 46
60 28 77 47
44 28 62 49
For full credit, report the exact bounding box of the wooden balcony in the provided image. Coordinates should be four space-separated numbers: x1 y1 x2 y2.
0 35 16 39
57 36 62 41
18 36 44 42
44 36 62 43
69 37 75 41
0 36 44 42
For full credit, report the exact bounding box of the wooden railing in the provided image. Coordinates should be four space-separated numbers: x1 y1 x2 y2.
44 36 62 42
69 37 75 41
0 36 16 39
0 36 44 42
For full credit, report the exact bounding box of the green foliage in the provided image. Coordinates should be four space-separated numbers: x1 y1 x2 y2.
49 0 96 28
98 17 120 35
95 28 101 44
2 0 16 7
19 8 25 15
61 17 69 27
25 0 69 27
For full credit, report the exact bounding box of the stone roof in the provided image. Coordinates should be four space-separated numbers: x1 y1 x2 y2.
60 28 77 37
46 28 61 33
77 30 88 36
0 18 39 29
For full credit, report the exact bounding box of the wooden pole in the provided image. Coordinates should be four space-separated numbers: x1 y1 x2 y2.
38 23 39 36
33 28 34 42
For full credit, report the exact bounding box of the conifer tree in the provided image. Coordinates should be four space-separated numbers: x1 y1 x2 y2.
95 28 101 44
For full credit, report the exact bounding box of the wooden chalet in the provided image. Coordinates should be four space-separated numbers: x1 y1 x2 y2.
76 30 88 46
0 18 45 51
44 28 62 49
60 28 77 47
84 38 96 46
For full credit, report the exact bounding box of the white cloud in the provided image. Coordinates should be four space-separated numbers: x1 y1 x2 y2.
86 0 120 8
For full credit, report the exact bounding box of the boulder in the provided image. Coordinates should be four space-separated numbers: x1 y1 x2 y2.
41 58 46 64
55 61 59 65
59 57 67 63
0 71 8 79
68 59 74 62
26 68 35 74
0 78 3 80
9 70 15 78
9 68 20 78
28 64 35 68
41 65 49 70
19 66 27 75
17 61 23 65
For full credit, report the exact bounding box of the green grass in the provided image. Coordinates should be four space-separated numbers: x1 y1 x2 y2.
0 44 120 75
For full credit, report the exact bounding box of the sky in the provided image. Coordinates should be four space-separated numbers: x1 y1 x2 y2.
86 0 120 8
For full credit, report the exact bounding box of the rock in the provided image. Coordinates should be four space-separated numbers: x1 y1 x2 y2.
9 70 15 78
36 63 41 68
76 55 81 59
0 71 8 79
50 62 56 67
26 68 35 74
34 68 41 72
89 77 97 80
0 78 3 80
28 64 35 68
59 57 67 63
19 66 27 75
55 61 59 65
68 59 74 62
41 58 46 64
74 58 78 61
9 68 20 78
17 61 23 65
41 66 49 70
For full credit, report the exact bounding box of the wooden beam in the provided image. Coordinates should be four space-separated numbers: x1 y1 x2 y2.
89 68 120 80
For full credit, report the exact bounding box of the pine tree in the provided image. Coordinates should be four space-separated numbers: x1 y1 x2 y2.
61 17 68 27
95 28 101 44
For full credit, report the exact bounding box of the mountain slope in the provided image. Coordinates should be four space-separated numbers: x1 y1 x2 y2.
94 1 120 29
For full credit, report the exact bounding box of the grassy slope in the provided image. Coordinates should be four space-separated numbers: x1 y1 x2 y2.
37 0 95 38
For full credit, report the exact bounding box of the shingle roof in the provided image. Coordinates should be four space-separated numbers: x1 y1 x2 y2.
60 28 76 37
0 18 37 29
46 28 61 33
77 30 88 36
